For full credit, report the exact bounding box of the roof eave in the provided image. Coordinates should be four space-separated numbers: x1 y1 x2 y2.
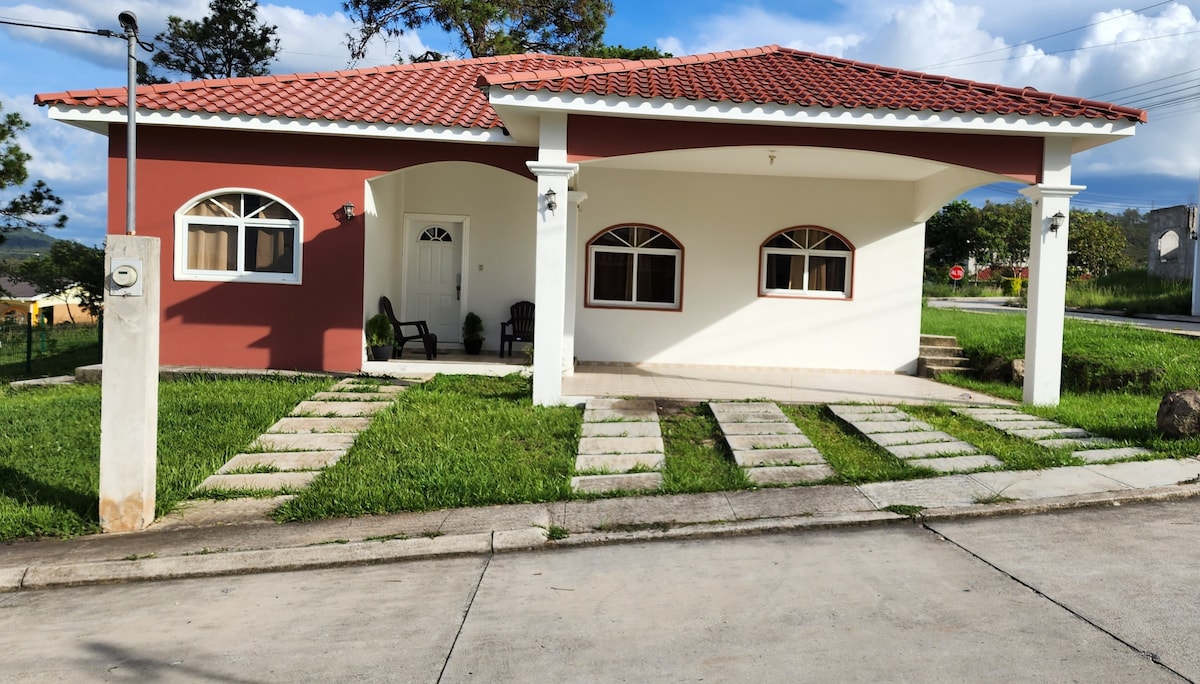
486 89 1141 141
42 104 519 145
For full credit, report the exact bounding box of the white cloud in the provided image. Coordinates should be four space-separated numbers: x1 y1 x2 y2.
656 6 863 57
261 4 427 72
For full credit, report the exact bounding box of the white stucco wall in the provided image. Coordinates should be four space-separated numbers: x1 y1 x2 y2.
377 162 536 349
362 178 400 336
367 163 925 372
572 168 925 373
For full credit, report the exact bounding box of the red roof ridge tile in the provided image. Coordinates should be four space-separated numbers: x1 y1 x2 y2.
38 53 620 107
478 44 783 88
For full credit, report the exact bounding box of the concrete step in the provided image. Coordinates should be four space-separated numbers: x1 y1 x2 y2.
919 334 960 348
919 361 974 378
919 344 965 358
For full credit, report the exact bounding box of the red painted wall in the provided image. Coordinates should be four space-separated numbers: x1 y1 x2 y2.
107 125 534 372
567 115 1045 183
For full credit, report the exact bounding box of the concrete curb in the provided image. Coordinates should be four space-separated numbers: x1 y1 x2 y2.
12 532 497 591
5 483 1200 593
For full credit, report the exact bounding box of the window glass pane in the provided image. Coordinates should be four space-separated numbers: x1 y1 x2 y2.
810 230 849 251
593 251 634 301
187 224 237 270
765 253 804 289
246 227 294 273
419 226 452 242
636 253 677 303
594 227 633 247
187 194 239 217
765 231 799 249
253 201 296 220
808 255 847 292
641 231 680 250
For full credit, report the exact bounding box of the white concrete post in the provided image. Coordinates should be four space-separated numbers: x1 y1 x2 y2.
1020 184 1083 406
99 234 161 532
527 163 576 405
563 191 587 375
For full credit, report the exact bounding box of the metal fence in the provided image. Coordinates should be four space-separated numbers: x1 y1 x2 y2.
0 314 102 381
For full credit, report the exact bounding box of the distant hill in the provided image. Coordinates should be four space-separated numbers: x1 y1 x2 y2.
0 228 59 262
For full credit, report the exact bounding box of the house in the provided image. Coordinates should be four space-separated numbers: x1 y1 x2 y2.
34 46 1144 405
0 276 97 326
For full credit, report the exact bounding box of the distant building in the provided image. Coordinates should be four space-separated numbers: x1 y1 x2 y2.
0 276 97 326
1148 205 1197 280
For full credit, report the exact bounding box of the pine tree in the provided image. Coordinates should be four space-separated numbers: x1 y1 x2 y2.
147 0 279 82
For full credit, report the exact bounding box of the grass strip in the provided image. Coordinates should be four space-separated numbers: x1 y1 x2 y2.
658 404 748 494
903 405 1077 471
783 405 935 483
275 374 580 520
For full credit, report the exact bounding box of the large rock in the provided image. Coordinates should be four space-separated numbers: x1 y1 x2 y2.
1157 390 1200 438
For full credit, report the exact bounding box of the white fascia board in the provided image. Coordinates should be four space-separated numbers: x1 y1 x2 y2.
485 90 1138 140
44 104 518 145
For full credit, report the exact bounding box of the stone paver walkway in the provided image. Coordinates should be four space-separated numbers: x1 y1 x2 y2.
192 377 407 505
571 398 664 494
829 404 1002 473
710 402 835 484
952 407 1154 463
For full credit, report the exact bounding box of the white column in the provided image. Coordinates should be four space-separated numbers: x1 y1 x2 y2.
527 162 577 405
1020 183 1083 405
563 190 587 375
99 235 161 532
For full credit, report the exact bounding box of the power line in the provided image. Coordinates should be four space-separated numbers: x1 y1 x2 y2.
918 0 1173 71
0 16 120 38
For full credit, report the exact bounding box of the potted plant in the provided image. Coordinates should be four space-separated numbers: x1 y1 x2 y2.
365 313 394 361
462 311 485 355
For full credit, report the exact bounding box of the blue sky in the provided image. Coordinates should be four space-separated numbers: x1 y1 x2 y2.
4 0 1200 245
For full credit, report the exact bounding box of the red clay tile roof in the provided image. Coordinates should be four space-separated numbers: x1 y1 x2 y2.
34 54 617 129
35 45 1146 128
479 45 1147 123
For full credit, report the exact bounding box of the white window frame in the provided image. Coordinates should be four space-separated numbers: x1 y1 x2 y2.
174 188 303 284
760 227 853 299
587 225 682 310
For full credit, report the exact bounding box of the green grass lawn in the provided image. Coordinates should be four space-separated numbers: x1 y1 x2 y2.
0 374 331 541
5 324 1193 542
1064 270 1191 315
922 306 1200 394
0 324 101 382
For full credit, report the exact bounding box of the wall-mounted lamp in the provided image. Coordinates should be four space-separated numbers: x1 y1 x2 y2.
341 202 355 220
1191 228 1197 241
544 188 558 212
1049 211 1065 233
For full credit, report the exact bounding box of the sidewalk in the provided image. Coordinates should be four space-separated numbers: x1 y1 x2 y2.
5 456 1200 592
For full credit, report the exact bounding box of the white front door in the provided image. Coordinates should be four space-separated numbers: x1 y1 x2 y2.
405 221 463 343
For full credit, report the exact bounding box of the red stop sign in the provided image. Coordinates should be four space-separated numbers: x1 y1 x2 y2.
949 265 965 281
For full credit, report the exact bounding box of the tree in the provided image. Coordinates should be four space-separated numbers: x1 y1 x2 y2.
0 102 66 243
1068 210 1128 277
924 199 982 273
16 241 105 321
977 198 1031 278
343 0 613 61
583 44 671 60
147 0 279 82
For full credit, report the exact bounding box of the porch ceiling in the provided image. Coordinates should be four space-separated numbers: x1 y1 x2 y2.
581 146 950 182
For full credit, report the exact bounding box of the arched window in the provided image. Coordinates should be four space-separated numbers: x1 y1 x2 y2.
587 224 682 309
175 190 301 284
420 226 453 242
760 226 852 297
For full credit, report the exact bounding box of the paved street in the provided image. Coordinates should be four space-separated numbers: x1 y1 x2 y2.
3 499 1197 682
926 297 1200 336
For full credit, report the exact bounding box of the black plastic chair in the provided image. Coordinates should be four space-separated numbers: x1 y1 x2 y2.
499 300 534 357
379 296 437 360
